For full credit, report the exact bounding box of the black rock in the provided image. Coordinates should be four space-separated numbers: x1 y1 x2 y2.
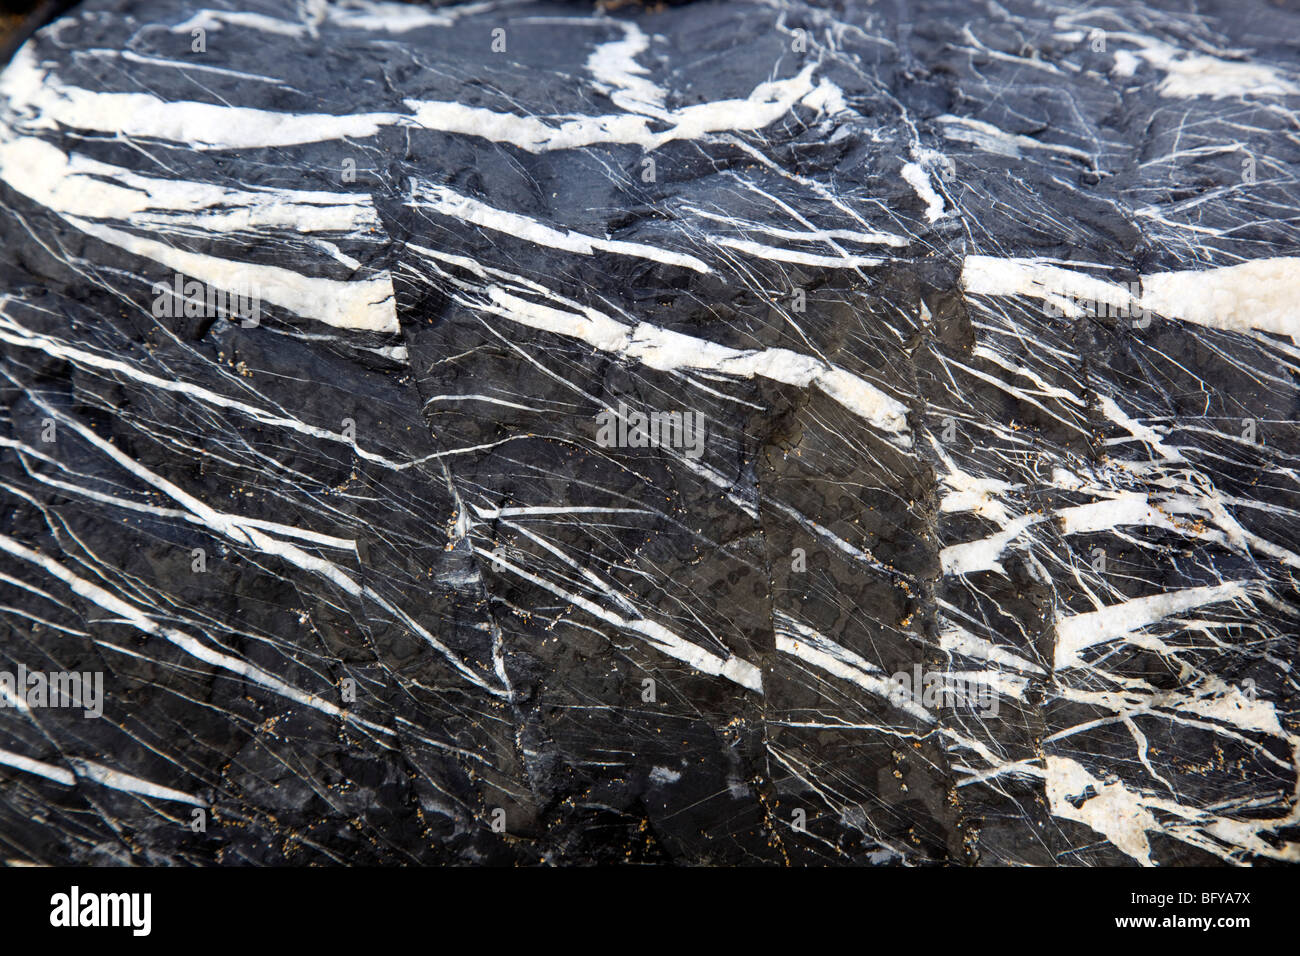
0 0 1296 866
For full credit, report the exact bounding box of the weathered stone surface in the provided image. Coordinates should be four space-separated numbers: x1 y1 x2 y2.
0 0 1296 865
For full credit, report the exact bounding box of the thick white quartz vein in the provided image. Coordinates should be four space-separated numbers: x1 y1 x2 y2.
962 254 1300 340
478 286 912 445
3 45 845 155
0 136 399 332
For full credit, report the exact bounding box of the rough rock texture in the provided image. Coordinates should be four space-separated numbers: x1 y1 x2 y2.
0 0 1297 865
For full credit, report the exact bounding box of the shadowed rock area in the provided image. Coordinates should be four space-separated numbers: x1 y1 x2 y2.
0 0 1296 865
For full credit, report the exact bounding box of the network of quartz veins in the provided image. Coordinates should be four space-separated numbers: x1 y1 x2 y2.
0 0 1296 865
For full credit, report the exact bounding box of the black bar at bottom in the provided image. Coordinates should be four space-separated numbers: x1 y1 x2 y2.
0 864 1279 943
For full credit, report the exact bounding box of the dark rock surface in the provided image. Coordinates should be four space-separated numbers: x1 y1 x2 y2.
0 0 1296 865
